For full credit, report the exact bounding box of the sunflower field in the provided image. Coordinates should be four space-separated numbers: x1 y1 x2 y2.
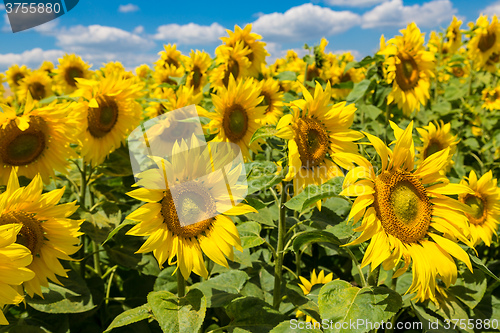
1 15 500 333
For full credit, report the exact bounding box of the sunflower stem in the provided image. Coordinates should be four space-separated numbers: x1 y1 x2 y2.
273 181 288 310
345 246 367 288
295 251 302 278
92 241 102 277
80 162 87 208
367 264 380 286
177 270 186 298
385 103 391 143
105 266 117 306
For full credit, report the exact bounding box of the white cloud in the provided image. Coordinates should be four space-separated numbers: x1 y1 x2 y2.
0 48 64 71
133 25 144 34
252 4 360 42
154 22 226 44
55 24 155 54
362 0 457 28
481 1 500 17
324 0 388 7
118 4 139 13
0 4 4 10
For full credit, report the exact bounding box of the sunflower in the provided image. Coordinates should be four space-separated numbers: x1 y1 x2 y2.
340 121 475 302
210 42 251 90
380 23 435 117
468 15 500 71
39 61 54 75
295 270 334 324
126 138 254 279
146 85 203 120
98 62 135 80
74 74 143 166
184 50 212 93
54 54 92 94
257 78 283 125
135 64 151 80
0 96 82 185
0 223 35 325
416 121 459 172
152 65 184 89
0 169 83 297
205 76 266 161
17 70 53 102
220 24 268 77
5 65 30 91
154 44 184 70
276 82 363 204
459 171 500 247
481 86 500 111
321 54 365 101
442 16 462 55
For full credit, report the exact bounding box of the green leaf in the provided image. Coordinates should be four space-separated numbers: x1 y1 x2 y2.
318 280 402 333
358 104 382 120
250 125 277 145
246 161 283 195
346 80 372 103
26 269 98 314
147 289 207 333
191 270 249 308
276 71 297 81
412 302 458 332
470 253 500 282
238 222 265 249
104 304 152 332
102 219 137 245
271 320 323 332
225 296 288 332
444 81 468 101
293 230 342 253
285 177 343 212
448 269 487 309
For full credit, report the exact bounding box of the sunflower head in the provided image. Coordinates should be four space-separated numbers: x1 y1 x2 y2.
17 70 53 102
481 86 500 111
54 54 92 94
416 121 458 172
5 65 31 91
185 50 212 93
381 22 435 117
154 44 184 70
211 42 252 90
296 269 334 324
468 15 500 70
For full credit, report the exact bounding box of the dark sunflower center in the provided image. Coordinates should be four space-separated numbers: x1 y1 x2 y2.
223 58 240 87
165 57 179 68
478 31 496 53
259 92 273 114
222 105 248 142
28 82 46 100
87 96 119 139
156 104 169 117
0 211 44 255
340 72 352 83
161 183 216 238
243 41 254 62
13 73 25 86
374 170 432 243
192 65 202 90
162 76 177 86
423 139 443 159
395 52 419 91
65 66 84 87
488 53 500 65
306 66 320 82
452 66 464 77
462 194 486 225
294 117 329 169
0 116 47 166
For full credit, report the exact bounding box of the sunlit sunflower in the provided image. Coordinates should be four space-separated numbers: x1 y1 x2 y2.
135 64 151 80
205 76 265 160
17 70 53 102
221 24 268 77
75 74 143 166
468 15 500 71
257 78 283 125
0 96 82 185
296 270 334 325
481 86 500 110
441 55 470 83
126 138 254 279
276 82 363 205
152 65 184 89
380 23 435 117
442 16 462 55
184 50 212 93
459 171 500 247
145 85 203 119
54 54 92 94
210 42 251 90
97 61 135 80
0 223 35 325
341 121 475 303
416 121 459 172
0 169 83 297
154 44 184 70
5 65 30 91
39 61 54 75
322 55 365 100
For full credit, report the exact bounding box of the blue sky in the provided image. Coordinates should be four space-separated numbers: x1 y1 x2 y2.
1 0 500 72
